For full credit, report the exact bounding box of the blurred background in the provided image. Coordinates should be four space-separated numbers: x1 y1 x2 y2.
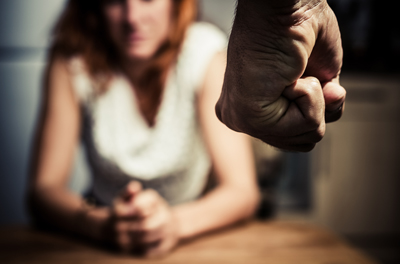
0 0 399 263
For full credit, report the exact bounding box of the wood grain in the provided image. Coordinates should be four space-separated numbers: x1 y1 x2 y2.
0 221 379 264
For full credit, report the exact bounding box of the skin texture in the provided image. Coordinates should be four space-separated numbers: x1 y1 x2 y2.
28 0 259 258
216 0 346 152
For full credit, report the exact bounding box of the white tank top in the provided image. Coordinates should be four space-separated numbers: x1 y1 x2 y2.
69 22 227 206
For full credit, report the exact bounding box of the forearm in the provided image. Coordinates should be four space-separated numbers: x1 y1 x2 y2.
172 184 260 240
28 186 110 241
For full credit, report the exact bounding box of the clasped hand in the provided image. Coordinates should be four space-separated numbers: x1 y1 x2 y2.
110 181 178 258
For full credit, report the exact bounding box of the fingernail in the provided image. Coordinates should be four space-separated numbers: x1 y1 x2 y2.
326 102 343 112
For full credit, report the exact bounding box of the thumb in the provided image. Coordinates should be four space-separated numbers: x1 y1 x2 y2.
322 80 346 111
121 181 143 202
322 79 346 122
113 181 143 217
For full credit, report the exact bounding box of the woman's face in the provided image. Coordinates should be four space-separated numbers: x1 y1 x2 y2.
103 0 173 61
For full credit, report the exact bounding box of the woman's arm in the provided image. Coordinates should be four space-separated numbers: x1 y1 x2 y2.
172 52 261 240
27 57 110 241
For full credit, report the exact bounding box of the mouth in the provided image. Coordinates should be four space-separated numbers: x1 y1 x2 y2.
125 33 146 44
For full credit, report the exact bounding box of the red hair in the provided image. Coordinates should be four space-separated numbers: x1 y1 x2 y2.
49 0 197 125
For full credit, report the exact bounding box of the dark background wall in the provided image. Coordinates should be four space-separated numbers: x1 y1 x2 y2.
0 0 67 224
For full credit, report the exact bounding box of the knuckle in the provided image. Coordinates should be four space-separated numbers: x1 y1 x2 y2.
146 189 159 198
141 220 156 233
135 190 158 213
340 88 347 99
135 207 148 218
313 124 325 142
117 234 130 249
314 130 324 143
308 77 320 87
115 222 126 233
305 77 323 97
143 190 160 208
113 203 124 216
112 198 122 211
304 110 325 131
305 116 321 130
141 232 162 244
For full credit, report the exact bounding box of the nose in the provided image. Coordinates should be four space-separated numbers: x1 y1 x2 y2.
124 0 142 26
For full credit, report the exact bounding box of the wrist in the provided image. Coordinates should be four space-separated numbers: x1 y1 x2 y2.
79 205 112 242
171 205 198 241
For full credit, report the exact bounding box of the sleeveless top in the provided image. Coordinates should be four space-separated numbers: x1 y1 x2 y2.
68 22 227 206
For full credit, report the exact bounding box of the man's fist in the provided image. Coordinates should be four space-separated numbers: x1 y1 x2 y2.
216 0 345 151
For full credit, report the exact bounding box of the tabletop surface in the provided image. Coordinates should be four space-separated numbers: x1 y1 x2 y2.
0 220 378 264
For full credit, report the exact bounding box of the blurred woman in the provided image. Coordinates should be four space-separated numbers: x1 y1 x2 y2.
28 0 259 257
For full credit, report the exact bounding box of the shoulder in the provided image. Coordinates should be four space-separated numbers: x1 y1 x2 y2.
186 22 227 42
46 56 77 93
177 23 227 91
183 22 228 53
66 56 89 76
57 56 95 104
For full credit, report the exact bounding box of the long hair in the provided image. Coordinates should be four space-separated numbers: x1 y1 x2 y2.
49 0 197 125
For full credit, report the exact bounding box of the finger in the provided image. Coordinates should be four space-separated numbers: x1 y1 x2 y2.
116 231 132 254
276 77 325 136
113 199 136 218
284 77 324 121
322 79 346 123
113 181 143 218
256 96 290 127
144 238 176 259
124 206 168 244
121 181 143 201
325 102 345 123
322 79 346 111
144 242 165 259
264 122 325 152
114 220 149 253
132 189 161 219
135 212 166 244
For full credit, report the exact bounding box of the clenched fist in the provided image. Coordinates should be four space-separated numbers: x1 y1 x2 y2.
216 0 346 151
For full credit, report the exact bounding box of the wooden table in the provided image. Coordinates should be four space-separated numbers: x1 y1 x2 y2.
0 221 378 264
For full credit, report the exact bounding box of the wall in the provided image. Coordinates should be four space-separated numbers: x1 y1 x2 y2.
0 0 66 224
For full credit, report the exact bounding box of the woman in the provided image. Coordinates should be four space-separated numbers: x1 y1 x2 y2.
28 0 260 257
